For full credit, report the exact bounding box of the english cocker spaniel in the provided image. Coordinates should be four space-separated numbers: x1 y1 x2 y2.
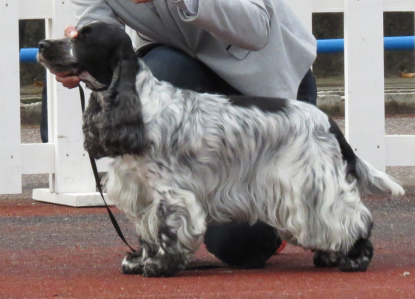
38 22 404 277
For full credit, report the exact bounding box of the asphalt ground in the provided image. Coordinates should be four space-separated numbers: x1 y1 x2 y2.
0 118 414 298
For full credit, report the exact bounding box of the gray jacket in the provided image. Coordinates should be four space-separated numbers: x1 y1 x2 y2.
71 0 316 99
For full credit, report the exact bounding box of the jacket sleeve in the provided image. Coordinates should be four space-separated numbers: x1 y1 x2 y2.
175 0 271 51
175 0 199 15
70 0 123 29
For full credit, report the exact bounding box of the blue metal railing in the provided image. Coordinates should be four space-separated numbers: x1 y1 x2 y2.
20 47 39 62
317 36 415 53
20 36 415 62
317 38 344 54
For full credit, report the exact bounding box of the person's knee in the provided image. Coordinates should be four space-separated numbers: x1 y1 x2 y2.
142 46 191 84
297 69 317 105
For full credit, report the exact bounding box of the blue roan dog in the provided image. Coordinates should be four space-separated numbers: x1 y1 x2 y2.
38 22 404 277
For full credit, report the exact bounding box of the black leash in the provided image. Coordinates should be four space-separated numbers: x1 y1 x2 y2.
79 85 137 253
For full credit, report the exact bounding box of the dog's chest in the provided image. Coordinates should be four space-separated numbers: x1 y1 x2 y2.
116 155 174 187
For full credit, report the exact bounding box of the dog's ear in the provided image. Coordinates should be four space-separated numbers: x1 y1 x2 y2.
108 41 139 97
82 93 109 159
96 40 149 157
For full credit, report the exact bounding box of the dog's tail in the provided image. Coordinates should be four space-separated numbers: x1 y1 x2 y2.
328 118 404 196
354 158 405 196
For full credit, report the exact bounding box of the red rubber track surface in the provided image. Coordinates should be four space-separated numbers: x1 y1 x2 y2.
0 194 414 299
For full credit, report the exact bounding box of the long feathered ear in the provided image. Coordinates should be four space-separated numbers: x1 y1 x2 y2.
82 92 109 159
95 41 149 157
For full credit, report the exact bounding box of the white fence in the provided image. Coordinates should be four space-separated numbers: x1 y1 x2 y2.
1 0 414 206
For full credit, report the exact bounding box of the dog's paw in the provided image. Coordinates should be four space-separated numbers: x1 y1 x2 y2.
338 238 374 272
121 251 144 275
313 250 341 268
142 258 180 277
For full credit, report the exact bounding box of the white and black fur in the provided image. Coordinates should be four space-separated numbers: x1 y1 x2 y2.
38 22 404 277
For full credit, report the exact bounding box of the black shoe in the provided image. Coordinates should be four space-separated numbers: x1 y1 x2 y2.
204 221 281 269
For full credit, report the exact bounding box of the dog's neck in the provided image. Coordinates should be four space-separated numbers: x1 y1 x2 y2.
135 60 156 94
92 59 182 133
134 60 177 121
79 71 107 91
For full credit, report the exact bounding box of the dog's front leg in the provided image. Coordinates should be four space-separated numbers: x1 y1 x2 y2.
121 238 159 275
124 186 206 277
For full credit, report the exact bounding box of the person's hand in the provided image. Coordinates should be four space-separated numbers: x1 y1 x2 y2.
64 25 78 38
54 25 80 89
55 71 80 89
130 0 156 3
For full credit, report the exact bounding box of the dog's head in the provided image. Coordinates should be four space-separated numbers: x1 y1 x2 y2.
37 22 137 91
38 22 148 158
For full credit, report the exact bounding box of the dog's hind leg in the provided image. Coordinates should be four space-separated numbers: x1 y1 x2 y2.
138 186 206 277
338 230 374 272
284 162 374 271
313 250 342 268
332 196 374 272
310 190 374 272
313 230 374 272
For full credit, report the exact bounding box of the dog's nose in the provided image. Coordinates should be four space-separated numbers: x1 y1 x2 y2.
38 40 50 52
